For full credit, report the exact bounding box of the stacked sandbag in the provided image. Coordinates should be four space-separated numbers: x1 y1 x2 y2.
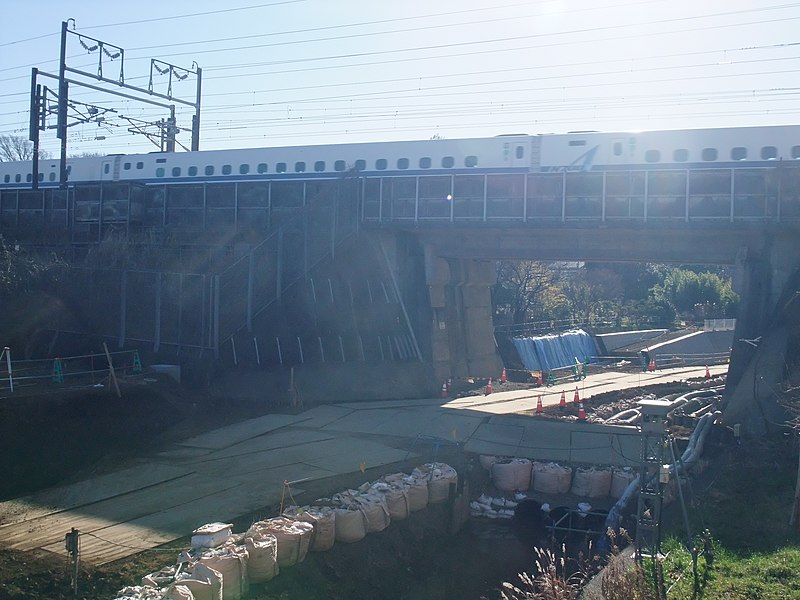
243 535 279 583
370 480 410 521
191 523 233 550
246 517 313 569
383 473 429 512
570 467 612 498
412 462 458 504
141 564 179 588
532 462 573 494
174 562 223 600
610 467 637 499
283 505 336 551
469 493 519 519
197 544 249 600
112 586 163 600
491 458 532 492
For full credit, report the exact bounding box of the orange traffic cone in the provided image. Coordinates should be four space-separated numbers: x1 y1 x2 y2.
536 395 544 413
485 378 493 395
500 368 507 384
559 391 566 410
573 387 580 404
705 365 711 378
578 403 587 420
441 382 448 398
647 358 656 372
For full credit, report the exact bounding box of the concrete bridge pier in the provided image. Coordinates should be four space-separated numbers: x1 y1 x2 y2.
425 246 502 383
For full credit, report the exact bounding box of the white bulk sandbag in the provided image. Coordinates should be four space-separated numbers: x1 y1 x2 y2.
356 493 391 533
570 467 612 498
384 473 429 512
244 536 279 583
377 484 410 521
333 507 367 543
141 565 177 588
284 506 336 552
610 468 637 499
412 462 458 504
491 459 532 492
532 462 573 494
247 517 313 568
178 563 222 600
198 546 249 600
164 584 194 600
479 455 498 471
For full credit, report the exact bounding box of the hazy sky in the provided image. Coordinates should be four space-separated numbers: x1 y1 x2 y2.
1 0 798 155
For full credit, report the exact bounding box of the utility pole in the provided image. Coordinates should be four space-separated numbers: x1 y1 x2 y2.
57 20 70 189
64 528 80 596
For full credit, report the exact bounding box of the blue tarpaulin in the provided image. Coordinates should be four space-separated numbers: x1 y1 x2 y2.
512 329 598 372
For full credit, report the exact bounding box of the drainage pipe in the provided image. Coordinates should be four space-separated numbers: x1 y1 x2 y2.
602 410 720 540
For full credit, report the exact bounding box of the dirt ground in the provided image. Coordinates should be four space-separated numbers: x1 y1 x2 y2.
0 370 726 600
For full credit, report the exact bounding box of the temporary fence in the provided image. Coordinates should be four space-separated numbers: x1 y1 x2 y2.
0 347 142 394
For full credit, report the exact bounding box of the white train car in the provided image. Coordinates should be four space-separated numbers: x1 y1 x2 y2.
0 135 533 187
538 124 800 171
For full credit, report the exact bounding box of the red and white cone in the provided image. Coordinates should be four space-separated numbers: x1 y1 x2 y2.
559 391 566 410
705 365 711 378
648 358 657 372
485 378 493 395
573 387 580 404
578 403 587 421
446 377 452 395
536 395 544 413
500 367 507 384
441 382 448 398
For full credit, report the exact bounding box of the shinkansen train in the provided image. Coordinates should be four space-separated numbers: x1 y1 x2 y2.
2 124 800 188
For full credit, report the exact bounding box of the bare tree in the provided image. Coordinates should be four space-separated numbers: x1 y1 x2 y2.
0 135 50 162
495 261 556 324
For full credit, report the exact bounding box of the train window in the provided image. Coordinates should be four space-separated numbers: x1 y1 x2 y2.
104 163 110 174
3 175 8 183
156 158 167 163
792 145 800 159
222 164 232 175
123 162 131 170
419 157 431 169
442 156 455 168
613 142 623 156
515 146 524 159
376 158 388 170
156 168 165 177
188 166 198 176
276 162 287 173
673 149 689 162
731 147 747 161
26 173 32 182
38 173 44 182
701 148 718 161
314 161 325 172
240 164 250 175
205 165 214 176
354 159 366 170
568 140 586 146
295 161 306 172
136 162 144 170
465 155 478 167
15 174 21 183
645 150 660 163
49 172 56 182
334 160 346 172
761 146 778 160
257 163 268 173
172 167 181 177
397 158 409 170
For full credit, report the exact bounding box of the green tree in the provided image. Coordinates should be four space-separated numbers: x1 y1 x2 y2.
494 261 557 324
653 267 738 318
